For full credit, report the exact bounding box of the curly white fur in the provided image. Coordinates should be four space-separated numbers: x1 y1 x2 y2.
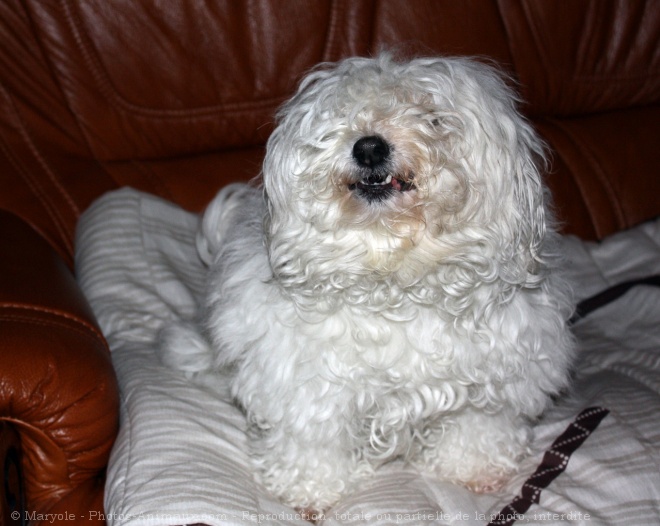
161 54 574 512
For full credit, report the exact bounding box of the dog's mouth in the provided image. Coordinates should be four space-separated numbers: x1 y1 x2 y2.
348 173 415 202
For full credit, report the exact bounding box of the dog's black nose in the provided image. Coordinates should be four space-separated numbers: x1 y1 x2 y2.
352 136 390 169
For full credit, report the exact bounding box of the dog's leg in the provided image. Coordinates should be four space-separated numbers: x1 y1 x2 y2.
413 408 531 493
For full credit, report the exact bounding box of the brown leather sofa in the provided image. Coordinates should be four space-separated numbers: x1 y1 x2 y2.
1 1 658 524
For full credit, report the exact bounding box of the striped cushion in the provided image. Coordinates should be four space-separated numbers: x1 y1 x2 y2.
75 188 660 526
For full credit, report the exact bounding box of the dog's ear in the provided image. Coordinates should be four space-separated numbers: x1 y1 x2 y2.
468 60 552 281
451 58 552 284
506 116 551 283
456 59 552 284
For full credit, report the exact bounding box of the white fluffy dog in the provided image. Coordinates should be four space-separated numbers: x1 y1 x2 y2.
162 54 574 513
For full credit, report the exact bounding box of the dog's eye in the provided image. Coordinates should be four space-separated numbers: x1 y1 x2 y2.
420 114 440 127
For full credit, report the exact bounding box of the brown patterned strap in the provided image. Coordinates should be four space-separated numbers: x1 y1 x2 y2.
487 407 610 526
569 275 660 325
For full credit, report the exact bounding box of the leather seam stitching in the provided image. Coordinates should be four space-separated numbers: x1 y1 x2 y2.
62 0 287 119
0 305 105 346
0 83 76 253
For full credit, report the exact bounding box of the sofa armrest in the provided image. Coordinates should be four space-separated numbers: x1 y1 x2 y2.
0 210 119 522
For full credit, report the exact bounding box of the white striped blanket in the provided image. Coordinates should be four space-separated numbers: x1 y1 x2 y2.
75 188 660 526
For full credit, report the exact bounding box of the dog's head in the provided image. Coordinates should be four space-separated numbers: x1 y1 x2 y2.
263 54 551 294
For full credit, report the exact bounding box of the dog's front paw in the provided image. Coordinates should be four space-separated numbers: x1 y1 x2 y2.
413 409 529 494
463 469 515 494
253 439 352 513
260 464 344 513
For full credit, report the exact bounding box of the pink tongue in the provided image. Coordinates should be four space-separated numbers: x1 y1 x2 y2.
391 178 402 191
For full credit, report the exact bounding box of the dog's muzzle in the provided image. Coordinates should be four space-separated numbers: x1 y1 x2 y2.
348 135 415 202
